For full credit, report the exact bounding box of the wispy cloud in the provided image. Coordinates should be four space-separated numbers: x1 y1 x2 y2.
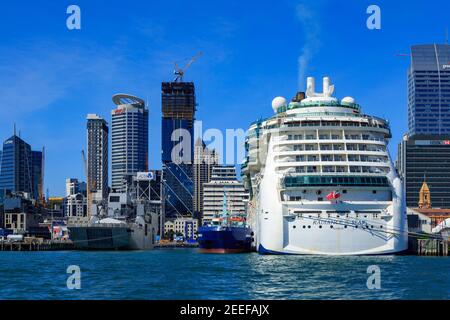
296 2 321 90
0 41 124 121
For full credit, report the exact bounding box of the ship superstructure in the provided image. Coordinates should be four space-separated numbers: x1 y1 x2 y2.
241 76 408 255
197 193 252 253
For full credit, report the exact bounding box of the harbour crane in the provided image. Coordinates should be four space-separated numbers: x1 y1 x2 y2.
173 52 203 82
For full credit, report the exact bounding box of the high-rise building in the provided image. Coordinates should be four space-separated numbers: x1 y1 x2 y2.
31 150 43 202
397 43 450 208
161 82 196 218
111 94 149 192
397 134 450 208
0 134 43 200
202 165 248 223
87 114 109 201
193 138 218 219
408 44 450 136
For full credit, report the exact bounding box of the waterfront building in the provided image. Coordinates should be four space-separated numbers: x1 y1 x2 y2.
407 181 449 234
87 114 109 201
111 94 149 192
65 193 87 218
3 192 39 234
202 165 248 224
46 197 65 218
193 138 218 219
161 82 196 218
164 217 198 241
65 178 87 219
0 134 43 201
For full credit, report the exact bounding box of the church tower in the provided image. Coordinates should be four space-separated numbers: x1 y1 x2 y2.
418 181 431 209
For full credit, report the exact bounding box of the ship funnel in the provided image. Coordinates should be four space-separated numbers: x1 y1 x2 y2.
323 76 334 97
306 77 315 93
323 77 330 94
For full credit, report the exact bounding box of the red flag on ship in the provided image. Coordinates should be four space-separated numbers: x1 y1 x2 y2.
326 191 341 201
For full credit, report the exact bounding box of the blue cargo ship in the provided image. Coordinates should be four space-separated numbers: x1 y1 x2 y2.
197 194 253 253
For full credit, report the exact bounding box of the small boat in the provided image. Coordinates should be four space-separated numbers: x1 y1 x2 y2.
197 193 253 253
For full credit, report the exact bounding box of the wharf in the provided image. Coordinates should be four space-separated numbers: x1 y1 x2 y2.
0 241 74 251
408 237 449 256
155 242 198 249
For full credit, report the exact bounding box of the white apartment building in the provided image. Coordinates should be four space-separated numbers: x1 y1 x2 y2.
202 165 248 224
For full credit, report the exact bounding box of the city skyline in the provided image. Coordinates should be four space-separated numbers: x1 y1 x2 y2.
0 0 449 196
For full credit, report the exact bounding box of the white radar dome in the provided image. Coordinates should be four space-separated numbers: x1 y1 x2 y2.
341 96 356 104
272 96 287 113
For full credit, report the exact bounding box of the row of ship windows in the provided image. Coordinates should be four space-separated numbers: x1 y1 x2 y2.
285 134 384 141
276 144 386 152
279 155 387 162
275 121 388 130
292 224 383 230
248 122 389 138
289 166 387 174
285 190 379 201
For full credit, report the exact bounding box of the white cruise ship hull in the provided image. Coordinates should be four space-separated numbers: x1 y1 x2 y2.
257 203 408 255
254 134 408 255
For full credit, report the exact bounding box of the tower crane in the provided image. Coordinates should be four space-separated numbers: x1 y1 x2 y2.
173 52 203 82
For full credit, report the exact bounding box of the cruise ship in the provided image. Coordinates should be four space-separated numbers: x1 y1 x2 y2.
241 76 408 255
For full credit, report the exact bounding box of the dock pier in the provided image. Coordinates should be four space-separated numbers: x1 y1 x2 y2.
409 237 450 256
0 241 74 251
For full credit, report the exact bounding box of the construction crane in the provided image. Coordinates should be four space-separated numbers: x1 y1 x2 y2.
173 52 203 82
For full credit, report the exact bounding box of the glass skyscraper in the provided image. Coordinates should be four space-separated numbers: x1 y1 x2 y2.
111 94 149 192
397 44 450 208
0 134 43 200
408 44 450 135
161 82 196 218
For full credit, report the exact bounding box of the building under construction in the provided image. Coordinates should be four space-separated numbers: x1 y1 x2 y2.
161 81 196 219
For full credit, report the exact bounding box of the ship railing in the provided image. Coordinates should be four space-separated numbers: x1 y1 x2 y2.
70 223 127 228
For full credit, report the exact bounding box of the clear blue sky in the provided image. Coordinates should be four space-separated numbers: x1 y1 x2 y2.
0 0 448 196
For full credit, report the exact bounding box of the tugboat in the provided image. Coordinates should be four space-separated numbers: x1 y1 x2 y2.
197 193 252 253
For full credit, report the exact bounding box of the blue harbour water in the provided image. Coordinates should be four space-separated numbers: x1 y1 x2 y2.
0 249 449 300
